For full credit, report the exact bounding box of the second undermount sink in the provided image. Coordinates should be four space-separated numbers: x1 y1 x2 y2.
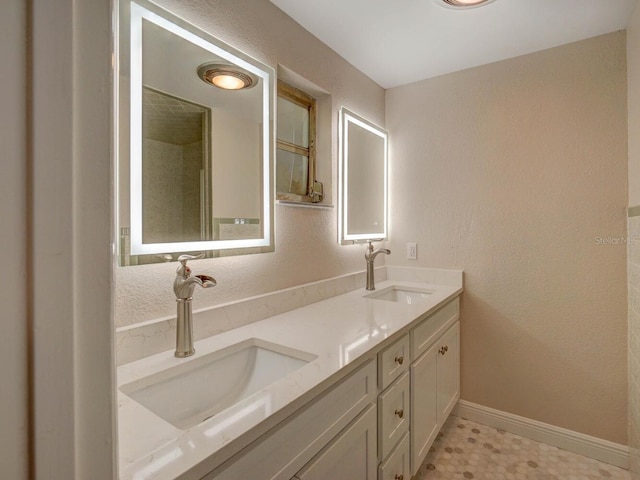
365 285 434 304
120 338 316 430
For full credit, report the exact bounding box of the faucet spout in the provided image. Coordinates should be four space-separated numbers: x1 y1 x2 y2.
365 247 391 262
174 274 216 300
365 241 390 291
173 254 217 358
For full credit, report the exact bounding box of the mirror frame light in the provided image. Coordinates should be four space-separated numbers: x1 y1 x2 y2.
338 107 389 244
126 2 275 256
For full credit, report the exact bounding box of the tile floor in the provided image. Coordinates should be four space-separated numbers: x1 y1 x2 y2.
413 416 631 480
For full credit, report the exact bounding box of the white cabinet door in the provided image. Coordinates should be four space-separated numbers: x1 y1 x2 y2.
411 298 459 359
436 322 460 424
293 404 377 480
410 344 438 476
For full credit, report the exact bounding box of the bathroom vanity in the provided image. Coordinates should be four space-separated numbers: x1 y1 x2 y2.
118 270 462 479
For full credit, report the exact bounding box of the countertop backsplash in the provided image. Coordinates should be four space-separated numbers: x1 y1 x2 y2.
116 267 382 365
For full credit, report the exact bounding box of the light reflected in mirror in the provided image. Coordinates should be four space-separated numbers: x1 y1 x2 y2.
117 1 274 265
338 108 388 243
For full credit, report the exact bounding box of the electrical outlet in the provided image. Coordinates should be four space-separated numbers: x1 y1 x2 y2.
407 242 417 260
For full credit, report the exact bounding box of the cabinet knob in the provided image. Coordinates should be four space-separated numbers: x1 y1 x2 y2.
394 409 404 419
439 345 448 355
394 475 404 480
394 355 404 365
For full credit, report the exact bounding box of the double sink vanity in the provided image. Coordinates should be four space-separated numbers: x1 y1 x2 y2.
118 268 463 479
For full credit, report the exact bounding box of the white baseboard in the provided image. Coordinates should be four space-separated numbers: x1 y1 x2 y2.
453 400 629 470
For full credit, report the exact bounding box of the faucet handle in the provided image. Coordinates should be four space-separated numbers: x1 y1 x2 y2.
177 253 205 264
176 253 205 276
366 239 385 249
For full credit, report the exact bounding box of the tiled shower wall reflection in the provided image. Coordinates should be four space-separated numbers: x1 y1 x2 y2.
143 138 203 242
630 212 640 479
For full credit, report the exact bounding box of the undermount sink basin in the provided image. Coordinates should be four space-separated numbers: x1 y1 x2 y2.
365 286 433 304
120 338 316 429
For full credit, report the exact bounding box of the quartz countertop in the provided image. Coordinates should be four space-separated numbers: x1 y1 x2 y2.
118 275 463 479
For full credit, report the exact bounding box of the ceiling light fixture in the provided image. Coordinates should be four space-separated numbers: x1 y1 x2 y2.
197 63 257 90
440 0 495 8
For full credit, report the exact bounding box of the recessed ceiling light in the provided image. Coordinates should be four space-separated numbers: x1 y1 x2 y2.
439 0 495 8
197 63 257 90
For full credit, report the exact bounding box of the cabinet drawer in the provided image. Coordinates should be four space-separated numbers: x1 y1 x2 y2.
205 360 376 480
378 371 410 461
379 334 410 390
378 432 409 480
411 297 459 359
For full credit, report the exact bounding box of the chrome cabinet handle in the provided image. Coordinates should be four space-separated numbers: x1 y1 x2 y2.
394 355 404 365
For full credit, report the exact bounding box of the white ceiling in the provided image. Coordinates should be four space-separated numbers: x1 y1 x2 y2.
269 0 638 89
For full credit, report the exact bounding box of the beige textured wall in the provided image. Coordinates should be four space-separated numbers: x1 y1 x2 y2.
629 215 640 476
1 0 28 477
386 32 628 444
628 3 640 476
115 0 385 327
631 5 640 210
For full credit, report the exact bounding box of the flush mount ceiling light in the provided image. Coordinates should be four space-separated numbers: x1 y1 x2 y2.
439 0 495 8
197 63 257 90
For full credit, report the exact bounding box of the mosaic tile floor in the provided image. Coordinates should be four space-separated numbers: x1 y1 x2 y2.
413 416 631 480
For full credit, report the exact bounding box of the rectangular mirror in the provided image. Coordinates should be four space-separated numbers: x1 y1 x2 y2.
116 0 275 265
338 107 388 244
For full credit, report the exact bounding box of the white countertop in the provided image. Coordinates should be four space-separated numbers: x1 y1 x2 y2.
118 277 463 479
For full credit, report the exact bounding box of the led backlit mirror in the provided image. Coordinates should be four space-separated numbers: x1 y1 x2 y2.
116 0 274 265
338 108 388 244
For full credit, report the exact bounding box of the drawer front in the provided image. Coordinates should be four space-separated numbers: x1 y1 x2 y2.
205 360 377 480
378 371 410 461
379 334 410 391
378 432 409 480
411 297 459 360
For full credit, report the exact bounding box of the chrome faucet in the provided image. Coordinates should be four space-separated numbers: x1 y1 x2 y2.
365 241 390 291
173 254 216 358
